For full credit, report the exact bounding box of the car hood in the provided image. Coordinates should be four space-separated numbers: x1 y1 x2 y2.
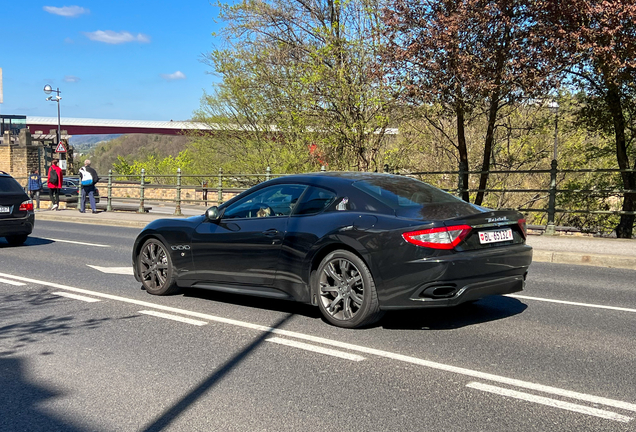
142 214 206 231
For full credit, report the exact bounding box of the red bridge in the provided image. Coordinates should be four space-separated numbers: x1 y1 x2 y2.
26 116 214 137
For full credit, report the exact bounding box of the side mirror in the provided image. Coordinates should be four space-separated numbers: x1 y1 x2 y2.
205 206 221 221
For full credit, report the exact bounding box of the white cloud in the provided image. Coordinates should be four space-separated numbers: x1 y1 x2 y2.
64 75 80 83
83 30 150 44
43 6 89 17
160 71 187 81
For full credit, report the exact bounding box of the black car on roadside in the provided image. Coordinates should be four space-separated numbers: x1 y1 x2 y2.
132 172 533 328
0 171 34 246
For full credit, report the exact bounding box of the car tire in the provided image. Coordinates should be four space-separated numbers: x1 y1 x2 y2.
315 250 384 328
137 238 179 295
5 235 28 246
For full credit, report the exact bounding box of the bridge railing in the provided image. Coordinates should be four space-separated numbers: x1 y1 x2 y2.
15 164 635 234
101 165 636 232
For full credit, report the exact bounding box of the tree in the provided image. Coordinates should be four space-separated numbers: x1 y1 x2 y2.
196 0 398 173
537 0 636 237
381 0 553 204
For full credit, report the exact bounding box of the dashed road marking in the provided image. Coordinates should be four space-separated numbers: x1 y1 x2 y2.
138 310 207 326
267 337 366 361
508 294 636 314
467 382 632 423
87 265 134 275
52 291 101 302
43 238 111 247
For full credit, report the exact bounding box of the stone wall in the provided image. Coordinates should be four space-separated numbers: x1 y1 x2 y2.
0 145 43 187
107 183 240 206
0 146 10 173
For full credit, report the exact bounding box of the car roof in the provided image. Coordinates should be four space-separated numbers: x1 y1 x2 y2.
267 171 406 187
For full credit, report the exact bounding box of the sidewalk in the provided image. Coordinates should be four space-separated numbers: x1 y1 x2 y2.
34 208 636 271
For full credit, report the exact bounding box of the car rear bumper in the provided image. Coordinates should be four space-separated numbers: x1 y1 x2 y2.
376 244 532 309
0 214 35 237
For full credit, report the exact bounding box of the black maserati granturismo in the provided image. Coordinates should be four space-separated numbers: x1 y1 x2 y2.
132 172 532 328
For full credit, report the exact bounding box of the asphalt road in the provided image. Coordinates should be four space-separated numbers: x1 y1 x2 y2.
1 221 635 431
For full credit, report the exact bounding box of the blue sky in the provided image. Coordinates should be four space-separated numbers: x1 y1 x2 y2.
1 1 223 121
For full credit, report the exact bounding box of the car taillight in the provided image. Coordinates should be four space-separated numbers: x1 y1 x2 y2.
402 225 472 250
19 200 34 212
518 218 527 238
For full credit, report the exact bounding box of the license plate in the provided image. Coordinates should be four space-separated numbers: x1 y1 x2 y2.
478 228 513 244
0 206 10 213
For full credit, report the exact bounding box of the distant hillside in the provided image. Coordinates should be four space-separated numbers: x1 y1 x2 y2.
87 134 190 174
69 134 122 155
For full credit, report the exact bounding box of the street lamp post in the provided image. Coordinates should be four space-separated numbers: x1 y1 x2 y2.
43 85 62 149
545 101 559 236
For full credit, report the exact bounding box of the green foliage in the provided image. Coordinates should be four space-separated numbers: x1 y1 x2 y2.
112 152 194 184
189 0 398 174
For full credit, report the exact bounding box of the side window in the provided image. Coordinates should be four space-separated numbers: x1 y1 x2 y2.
223 184 306 219
293 187 337 215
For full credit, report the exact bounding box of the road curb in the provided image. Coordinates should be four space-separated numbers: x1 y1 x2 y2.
532 250 636 270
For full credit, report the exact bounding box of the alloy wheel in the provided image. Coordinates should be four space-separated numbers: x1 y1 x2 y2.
319 258 365 321
139 240 170 292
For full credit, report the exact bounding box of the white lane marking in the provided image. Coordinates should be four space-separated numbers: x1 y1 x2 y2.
1 271 635 414
267 337 365 362
467 382 632 423
44 238 110 248
0 277 26 286
138 310 208 326
52 291 101 303
508 294 636 314
86 265 134 275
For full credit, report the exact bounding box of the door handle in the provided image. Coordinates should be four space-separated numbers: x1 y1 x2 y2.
263 229 279 237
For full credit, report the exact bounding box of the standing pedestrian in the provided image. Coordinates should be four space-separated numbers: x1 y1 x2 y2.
79 159 99 214
27 169 43 210
47 159 63 210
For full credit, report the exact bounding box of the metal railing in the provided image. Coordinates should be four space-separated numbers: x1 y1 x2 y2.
13 163 636 233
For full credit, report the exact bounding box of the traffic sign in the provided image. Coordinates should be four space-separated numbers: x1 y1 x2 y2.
55 142 67 153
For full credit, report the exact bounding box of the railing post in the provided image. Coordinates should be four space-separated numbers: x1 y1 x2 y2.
217 168 224 205
266 166 271 181
138 168 145 213
202 180 208 207
107 169 112 212
545 159 558 235
174 167 182 216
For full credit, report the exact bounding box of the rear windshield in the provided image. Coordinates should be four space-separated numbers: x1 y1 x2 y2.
352 176 482 220
0 176 25 193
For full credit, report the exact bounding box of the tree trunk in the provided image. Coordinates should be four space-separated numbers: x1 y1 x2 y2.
474 89 500 206
605 80 635 238
456 103 470 202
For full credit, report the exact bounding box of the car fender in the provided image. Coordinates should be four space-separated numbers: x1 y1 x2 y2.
133 216 205 280
302 226 380 291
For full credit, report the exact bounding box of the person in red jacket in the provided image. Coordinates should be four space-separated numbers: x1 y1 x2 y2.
47 158 63 210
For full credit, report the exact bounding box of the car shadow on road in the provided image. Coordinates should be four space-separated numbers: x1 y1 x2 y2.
182 287 323 320
0 237 54 248
380 295 527 330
